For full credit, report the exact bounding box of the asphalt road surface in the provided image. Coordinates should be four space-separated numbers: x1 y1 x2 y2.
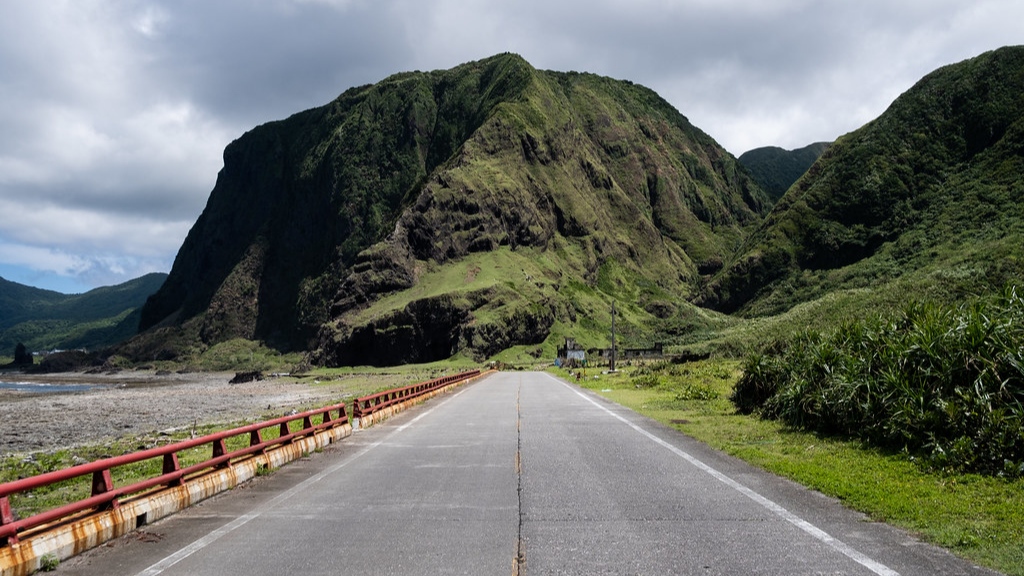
60 372 1000 575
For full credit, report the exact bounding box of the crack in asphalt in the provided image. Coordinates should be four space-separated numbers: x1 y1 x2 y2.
514 378 526 576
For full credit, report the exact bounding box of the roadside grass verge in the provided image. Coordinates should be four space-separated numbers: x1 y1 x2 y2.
551 360 1024 576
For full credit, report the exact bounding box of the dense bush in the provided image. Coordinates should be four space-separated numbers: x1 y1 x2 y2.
733 286 1024 477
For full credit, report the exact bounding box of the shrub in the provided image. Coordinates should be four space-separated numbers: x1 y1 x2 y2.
631 374 661 389
675 382 719 401
732 286 1024 477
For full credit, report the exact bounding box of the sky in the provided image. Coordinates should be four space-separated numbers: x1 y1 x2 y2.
0 1 1021 294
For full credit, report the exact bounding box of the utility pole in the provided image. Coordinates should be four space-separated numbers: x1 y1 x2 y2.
610 301 617 372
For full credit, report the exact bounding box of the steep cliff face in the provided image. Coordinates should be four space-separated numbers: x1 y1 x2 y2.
314 64 768 365
704 46 1024 315
138 54 768 365
141 55 535 346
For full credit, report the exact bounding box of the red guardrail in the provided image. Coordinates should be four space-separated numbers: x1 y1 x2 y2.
353 370 481 419
0 402 348 545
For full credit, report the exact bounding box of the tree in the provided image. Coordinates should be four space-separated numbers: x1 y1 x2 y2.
13 343 33 366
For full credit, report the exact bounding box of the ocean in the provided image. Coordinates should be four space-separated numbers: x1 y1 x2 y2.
0 381 100 394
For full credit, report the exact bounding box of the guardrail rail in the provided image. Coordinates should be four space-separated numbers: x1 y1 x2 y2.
353 369 482 420
0 402 349 546
1 368 487 552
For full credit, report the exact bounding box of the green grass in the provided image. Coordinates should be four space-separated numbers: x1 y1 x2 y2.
336 241 717 368
117 338 306 374
38 553 59 571
348 247 554 325
552 359 1024 576
300 356 482 382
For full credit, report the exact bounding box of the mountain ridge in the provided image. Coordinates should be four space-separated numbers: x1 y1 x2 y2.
738 142 830 201
134 53 769 365
0 273 167 354
127 46 1024 366
703 45 1024 316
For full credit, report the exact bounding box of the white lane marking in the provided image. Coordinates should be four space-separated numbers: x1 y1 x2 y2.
137 388 469 576
544 373 900 576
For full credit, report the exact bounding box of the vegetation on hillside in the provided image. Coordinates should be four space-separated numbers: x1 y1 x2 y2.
134 53 768 366
737 142 830 201
0 273 166 354
313 62 771 366
705 46 1024 317
122 47 1024 373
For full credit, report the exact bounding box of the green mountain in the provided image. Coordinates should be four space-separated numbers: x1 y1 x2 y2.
738 142 830 201
703 46 1024 316
134 53 769 366
0 273 167 354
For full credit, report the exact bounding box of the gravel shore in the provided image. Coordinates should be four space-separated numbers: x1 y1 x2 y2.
0 370 360 457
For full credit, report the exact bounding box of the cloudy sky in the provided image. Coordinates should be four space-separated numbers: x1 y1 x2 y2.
1 1 1021 293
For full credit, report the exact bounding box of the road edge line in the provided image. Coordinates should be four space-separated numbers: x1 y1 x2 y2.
545 373 900 576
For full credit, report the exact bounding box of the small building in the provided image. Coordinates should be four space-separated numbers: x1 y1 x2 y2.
557 338 586 366
589 343 665 362
623 343 664 359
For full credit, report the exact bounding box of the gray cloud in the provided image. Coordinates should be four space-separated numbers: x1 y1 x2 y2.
148 1 413 125
1 0 1022 291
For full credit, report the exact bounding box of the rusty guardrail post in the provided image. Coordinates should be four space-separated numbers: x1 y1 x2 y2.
212 438 230 468
0 496 15 545
90 469 118 511
163 453 183 487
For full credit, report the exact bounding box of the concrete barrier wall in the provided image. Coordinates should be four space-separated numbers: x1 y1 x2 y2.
1 370 495 575
355 371 490 430
0 423 352 576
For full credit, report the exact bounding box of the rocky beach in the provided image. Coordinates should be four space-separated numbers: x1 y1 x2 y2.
0 371 364 457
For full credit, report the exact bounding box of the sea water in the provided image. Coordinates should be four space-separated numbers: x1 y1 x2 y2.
0 381 99 394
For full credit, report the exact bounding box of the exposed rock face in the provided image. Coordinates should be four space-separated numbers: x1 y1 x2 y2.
328 295 471 366
136 54 769 365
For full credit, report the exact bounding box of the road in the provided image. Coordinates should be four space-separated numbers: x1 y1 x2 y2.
60 372 998 575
